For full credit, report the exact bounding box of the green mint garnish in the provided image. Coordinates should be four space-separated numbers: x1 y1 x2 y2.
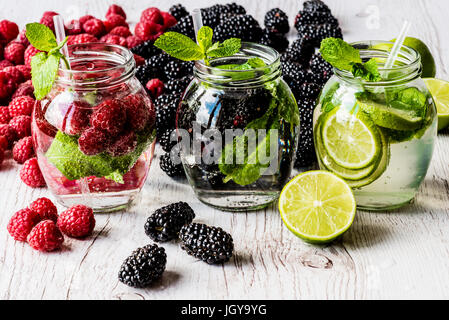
26 23 69 100
320 37 382 82
154 26 241 65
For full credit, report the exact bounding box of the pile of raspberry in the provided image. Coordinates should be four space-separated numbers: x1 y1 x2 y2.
7 197 95 252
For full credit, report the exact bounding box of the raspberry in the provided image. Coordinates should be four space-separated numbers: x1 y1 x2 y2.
126 36 143 49
104 14 128 33
0 59 13 70
78 127 109 155
109 26 132 38
30 197 58 223
8 96 35 117
146 78 165 99
161 12 177 29
9 115 31 139
0 45 3 59
141 7 164 25
0 20 19 43
135 21 164 41
3 66 23 84
66 20 82 35
7 208 40 241
67 33 98 45
62 101 91 136
17 29 30 47
0 147 3 167
100 34 127 47
123 94 153 132
0 70 16 99
90 99 126 136
20 157 46 188
27 220 64 252
15 64 31 81
79 15 96 26
12 81 34 99
133 54 145 66
24 45 41 66
40 12 58 33
57 205 95 238
0 124 17 147
107 131 137 156
106 4 127 19
0 135 7 150
0 106 11 124
83 19 106 38
4 42 25 65
13 136 35 164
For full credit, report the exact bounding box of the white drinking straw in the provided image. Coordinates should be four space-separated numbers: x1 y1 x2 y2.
53 15 71 70
192 8 204 43
384 20 411 69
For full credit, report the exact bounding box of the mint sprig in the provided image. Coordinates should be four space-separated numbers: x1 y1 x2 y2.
154 26 241 65
320 37 382 82
26 23 69 100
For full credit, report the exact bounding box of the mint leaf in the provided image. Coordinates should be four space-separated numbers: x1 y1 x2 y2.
247 57 266 69
197 26 213 53
352 59 381 82
207 38 241 58
31 52 61 100
154 32 204 61
320 38 362 71
26 23 58 52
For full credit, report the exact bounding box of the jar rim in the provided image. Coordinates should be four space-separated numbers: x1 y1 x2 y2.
334 40 422 85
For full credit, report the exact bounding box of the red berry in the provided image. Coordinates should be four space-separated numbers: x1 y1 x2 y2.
8 96 35 117
40 12 59 32
83 19 106 38
67 33 98 45
161 12 177 29
0 147 4 167
0 70 16 99
106 4 127 20
4 42 25 65
134 21 164 41
3 66 23 84
107 131 137 156
133 54 145 66
0 123 17 147
30 197 58 223
79 15 96 26
13 136 35 164
0 135 7 150
109 26 132 38
66 19 82 35
20 157 46 188
141 7 164 25
24 45 41 66
0 106 11 124
12 81 34 99
146 78 165 99
126 36 143 49
15 64 31 81
57 205 95 238
7 208 40 241
27 220 64 252
100 34 127 47
17 29 30 47
78 127 109 156
122 94 153 132
9 115 31 139
0 59 14 70
104 14 128 33
62 101 91 135
90 99 126 136
0 20 19 43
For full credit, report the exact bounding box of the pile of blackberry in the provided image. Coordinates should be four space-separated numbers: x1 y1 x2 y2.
260 8 290 53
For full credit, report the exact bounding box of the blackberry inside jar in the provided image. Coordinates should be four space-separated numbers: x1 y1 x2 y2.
32 43 156 212
177 43 299 211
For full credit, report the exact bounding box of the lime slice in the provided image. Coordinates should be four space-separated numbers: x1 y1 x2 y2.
395 37 436 78
321 108 381 169
279 170 356 244
358 100 423 131
423 78 449 131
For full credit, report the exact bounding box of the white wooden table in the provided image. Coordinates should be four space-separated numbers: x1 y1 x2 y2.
1 0 448 300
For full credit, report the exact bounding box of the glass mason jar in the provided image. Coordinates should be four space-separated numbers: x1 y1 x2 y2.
32 43 156 212
314 41 437 211
176 42 299 211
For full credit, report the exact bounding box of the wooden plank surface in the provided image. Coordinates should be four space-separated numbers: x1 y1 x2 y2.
0 0 448 300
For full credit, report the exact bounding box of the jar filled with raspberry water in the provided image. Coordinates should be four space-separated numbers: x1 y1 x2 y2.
32 43 156 212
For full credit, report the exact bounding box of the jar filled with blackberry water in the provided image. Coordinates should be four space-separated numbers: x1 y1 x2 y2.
176 43 299 211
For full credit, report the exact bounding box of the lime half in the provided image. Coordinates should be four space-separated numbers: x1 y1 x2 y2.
279 171 356 244
321 108 381 169
423 78 449 131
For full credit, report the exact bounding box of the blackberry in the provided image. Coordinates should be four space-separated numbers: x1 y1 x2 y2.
158 129 177 152
200 9 221 29
295 99 317 168
309 53 333 84
169 15 195 39
135 64 155 85
155 93 181 110
145 53 173 81
202 170 226 189
264 8 290 34
156 99 178 137
165 76 193 95
214 14 263 43
130 40 161 60
294 10 338 30
160 148 185 178
284 38 315 65
169 4 189 21
179 223 234 264
303 0 332 14
144 202 195 242
260 29 289 53
297 23 343 46
282 61 309 96
164 60 194 80
297 82 322 100
118 244 167 288
224 3 246 15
